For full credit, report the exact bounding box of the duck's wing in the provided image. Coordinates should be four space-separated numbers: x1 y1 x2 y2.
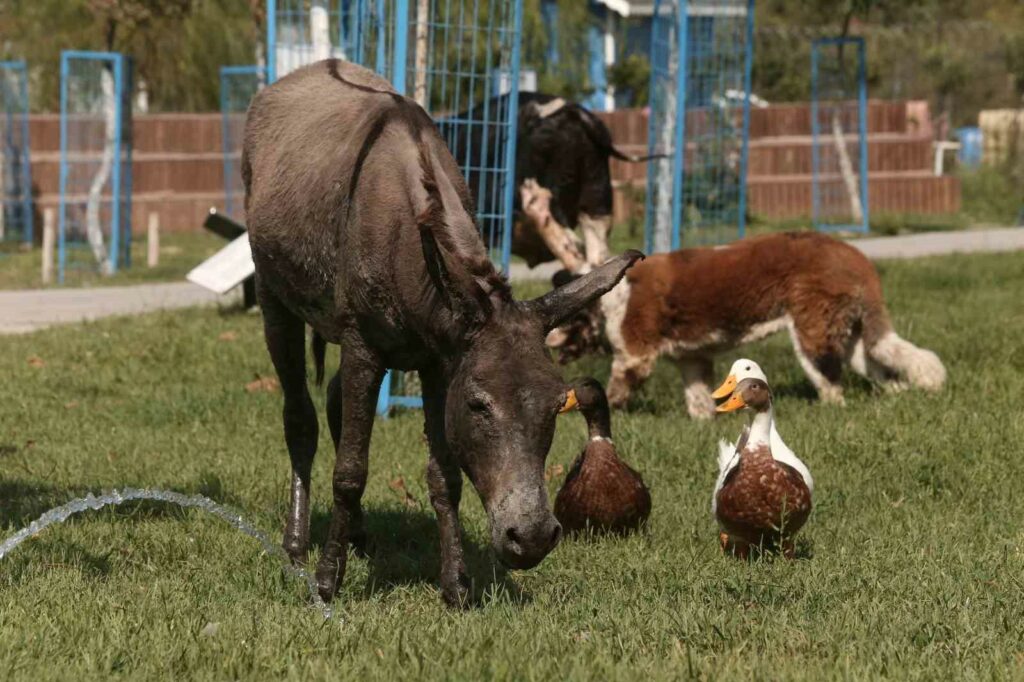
769 423 813 492
712 427 747 514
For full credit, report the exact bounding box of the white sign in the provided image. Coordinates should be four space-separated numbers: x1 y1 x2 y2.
186 233 255 295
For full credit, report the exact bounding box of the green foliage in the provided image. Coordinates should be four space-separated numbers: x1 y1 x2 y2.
0 0 258 112
608 53 650 107
2 251 1024 678
959 166 1024 225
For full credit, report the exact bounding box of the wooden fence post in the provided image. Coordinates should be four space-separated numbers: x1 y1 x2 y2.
41 208 55 285
147 212 160 268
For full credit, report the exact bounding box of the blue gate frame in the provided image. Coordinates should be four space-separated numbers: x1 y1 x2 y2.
645 0 754 253
58 51 133 282
811 36 869 234
220 65 264 218
266 0 523 416
0 60 33 245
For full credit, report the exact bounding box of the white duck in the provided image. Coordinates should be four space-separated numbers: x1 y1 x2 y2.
710 359 813 558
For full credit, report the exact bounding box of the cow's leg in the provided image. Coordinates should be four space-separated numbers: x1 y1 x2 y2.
420 369 471 607
259 285 319 563
325 369 367 555
315 337 384 602
520 178 587 273
578 213 612 267
677 356 716 420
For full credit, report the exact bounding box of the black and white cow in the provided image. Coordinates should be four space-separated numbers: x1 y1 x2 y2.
443 93 654 273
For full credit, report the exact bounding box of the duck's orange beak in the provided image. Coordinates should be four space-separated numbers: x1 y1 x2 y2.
711 375 737 399
716 391 747 413
559 389 578 414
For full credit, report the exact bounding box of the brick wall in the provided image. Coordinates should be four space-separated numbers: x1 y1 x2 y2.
23 100 961 236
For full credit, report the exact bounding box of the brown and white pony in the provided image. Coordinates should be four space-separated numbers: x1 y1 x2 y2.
550 232 946 418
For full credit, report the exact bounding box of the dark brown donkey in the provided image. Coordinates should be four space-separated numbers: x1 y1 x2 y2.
243 60 642 607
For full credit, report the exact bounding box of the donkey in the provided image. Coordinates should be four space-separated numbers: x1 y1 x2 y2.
243 59 642 607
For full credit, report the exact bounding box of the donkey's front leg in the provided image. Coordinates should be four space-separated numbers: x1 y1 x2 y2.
315 339 383 602
422 372 470 607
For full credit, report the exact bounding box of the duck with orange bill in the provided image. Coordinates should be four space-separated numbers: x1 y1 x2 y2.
554 377 651 535
711 359 813 559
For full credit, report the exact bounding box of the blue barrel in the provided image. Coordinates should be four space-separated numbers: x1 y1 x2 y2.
956 127 982 167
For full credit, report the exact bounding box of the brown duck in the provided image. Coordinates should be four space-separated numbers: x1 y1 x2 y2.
711 359 813 559
555 377 651 535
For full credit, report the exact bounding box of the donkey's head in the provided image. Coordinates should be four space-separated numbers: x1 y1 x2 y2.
420 212 642 569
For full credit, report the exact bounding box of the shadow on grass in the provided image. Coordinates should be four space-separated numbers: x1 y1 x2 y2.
310 505 531 607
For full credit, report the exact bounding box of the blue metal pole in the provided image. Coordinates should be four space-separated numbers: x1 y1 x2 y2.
392 0 408 94
377 0 411 417
122 57 133 268
541 0 559 67
810 40 821 231
220 67 234 216
856 37 870 233
643 0 664 255
500 0 524 273
585 10 608 112
267 0 277 83
669 1 690 251
736 0 754 240
58 53 69 284
109 56 123 274
375 0 387 75
15 62 33 245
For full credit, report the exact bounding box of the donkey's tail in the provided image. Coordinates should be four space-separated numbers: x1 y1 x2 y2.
861 301 946 391
311 330 327 386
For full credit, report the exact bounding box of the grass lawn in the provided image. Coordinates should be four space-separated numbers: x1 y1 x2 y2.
1 251 1023 680
0 231 224 290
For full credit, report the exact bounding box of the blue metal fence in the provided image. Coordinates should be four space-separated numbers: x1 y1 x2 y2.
645 0 753 253
811 37 869 234
0 61 33 245
220 65 263 218
58 51 133 282
266 0 523 416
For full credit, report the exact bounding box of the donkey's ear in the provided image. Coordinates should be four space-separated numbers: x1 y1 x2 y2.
524 250 644 332
419 218 493 331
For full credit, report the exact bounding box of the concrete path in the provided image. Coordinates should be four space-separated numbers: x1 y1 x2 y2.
2 227 1022 335
0 282 239 335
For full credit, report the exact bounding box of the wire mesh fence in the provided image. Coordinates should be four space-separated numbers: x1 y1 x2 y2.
0 60 33 245
645 0 753 253
220 66 263 219
58 51 133 282
266 0 523 415
811 37 869 233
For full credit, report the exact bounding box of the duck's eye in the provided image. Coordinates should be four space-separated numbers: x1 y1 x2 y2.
745 365 751 371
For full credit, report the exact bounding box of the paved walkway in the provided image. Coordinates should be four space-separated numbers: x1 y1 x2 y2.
2 227 1022 335
0 282 240 335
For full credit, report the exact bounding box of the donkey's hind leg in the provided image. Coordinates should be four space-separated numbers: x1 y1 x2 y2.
260 284 319 563
326 369 367 556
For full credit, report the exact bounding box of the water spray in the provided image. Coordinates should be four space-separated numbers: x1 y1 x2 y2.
0 488 334 620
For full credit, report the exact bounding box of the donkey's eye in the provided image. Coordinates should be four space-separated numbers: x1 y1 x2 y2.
468 397 491 414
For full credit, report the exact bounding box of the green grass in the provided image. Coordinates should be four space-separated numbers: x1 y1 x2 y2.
2 251 1024 680
0 231 224 290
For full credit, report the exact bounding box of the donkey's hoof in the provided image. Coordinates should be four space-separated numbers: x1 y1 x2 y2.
282 537 309 566
315 561 343 603
349 529 369 558
440 573 472 609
